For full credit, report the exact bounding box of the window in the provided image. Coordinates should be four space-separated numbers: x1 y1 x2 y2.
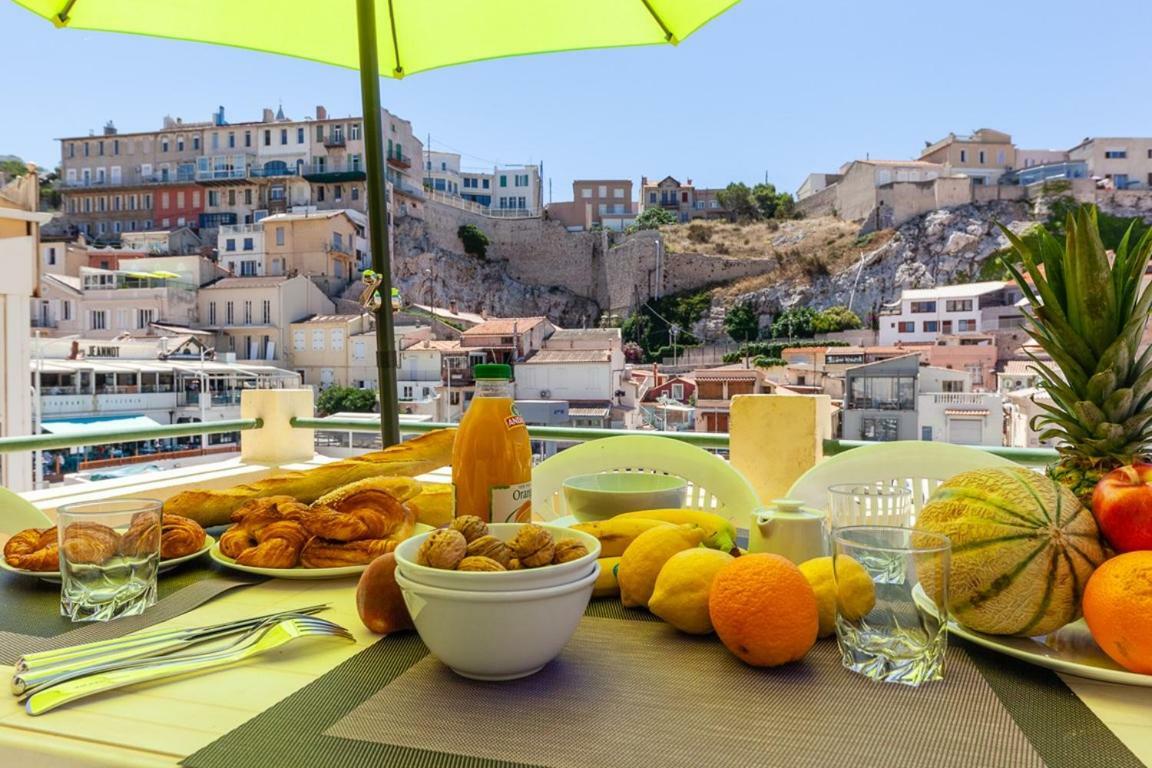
671 383 685 400
499 175 507 187
244 189 253 205
143 193 152 208
68 144 75 158
997 149 1005 165
897 321 915 333
280 128 288 145
46 247 56 265
225 301 234 324
959 149 966 163
297 127 305 143
598 203 608 215
293 330 305 351
208 302 217 325
176 191 185 208
177 137 184 152
941 320 953 334
331 329 344 350
84 142 90 157
333 233 344 251
923 321 939 333
921 426 933 441
137 309 154 328
1105 149 1127 159
275 227 285 246
208 190 220 207
244 130 252 148
240 237 253 251
263 130 271 146
312 329 325 351
350 123 361 140
228 189 235 206
517 174 529 186
244 301 253 324
193 136 201 150
978 150 985 164
316 186 325 202
90 310 107 330
482 179 489 189
518 197 526 209
945 299 973 312
334 184 343 201
402 386 414 400
580 188 592 199
193 191 201 207
598 185 607 197
351 186 360 201
957 318 976 332
942 380 965 393
241 261 257 277
614 188 625 199
262 300 271 324
225 239 237 252
909 301 937 313
861 417 900 442
62 300 71 321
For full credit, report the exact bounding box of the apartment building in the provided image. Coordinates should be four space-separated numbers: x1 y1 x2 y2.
877 282 1024 346
460 316 555 363
514 328 626 404
38 265 201 340
39 237 88 276
639 176 727 222
919 129 1016 185
57 105 422 239
692 365 771 432
547 180 635 231
423 151 462 195
796 173 842 201
260 209 359 296
198 274 334 363
121 227 202 255
1068 137 1152 189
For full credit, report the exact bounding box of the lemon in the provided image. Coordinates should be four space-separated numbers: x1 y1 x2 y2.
618 524 706 608
798 556 876 638
592 556 622 598
649 548 734 634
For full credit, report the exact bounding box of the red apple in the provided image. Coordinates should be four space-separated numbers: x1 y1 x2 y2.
1092 463 1152 553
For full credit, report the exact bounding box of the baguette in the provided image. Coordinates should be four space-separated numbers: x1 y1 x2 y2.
163 429 454 527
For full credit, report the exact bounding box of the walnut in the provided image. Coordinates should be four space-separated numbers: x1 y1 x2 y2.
552 540 589 564
465 535 514 568
458 556 506 572
450 515 489 543
510 525 555 568
418 529 467 570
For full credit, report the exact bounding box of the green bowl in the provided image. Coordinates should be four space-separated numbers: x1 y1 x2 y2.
562 473 687 523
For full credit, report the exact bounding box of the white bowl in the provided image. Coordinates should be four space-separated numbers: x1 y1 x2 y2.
394 522 600 591
562 472 687 522
395 564 598 680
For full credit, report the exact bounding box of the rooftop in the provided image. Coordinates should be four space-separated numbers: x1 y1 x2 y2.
202 276 290 290
298 314 363 324
521 349 610 364
259 209 353 224
895 281 1008 301
462 317 550 336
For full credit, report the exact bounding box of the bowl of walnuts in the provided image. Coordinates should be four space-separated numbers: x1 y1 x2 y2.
393 519 600 591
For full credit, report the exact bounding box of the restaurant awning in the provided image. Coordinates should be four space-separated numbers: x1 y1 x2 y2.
40 415 164 436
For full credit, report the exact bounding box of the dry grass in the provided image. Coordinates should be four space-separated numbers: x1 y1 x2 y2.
657 218 894 299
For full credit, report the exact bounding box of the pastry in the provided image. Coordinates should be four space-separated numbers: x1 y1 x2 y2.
234 520 310 569
60 522 120 565
120 512 162 558
160 514 207 559
304 478 417 542
4 527 59 571
299 537 398 568
221 496 308 558
162 429 454 526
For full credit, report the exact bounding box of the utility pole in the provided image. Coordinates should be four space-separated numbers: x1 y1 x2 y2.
425 132 431 189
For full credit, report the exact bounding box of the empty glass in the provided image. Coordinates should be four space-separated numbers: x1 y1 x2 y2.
833 526 951 686
58 499 161 622
827 483 914 529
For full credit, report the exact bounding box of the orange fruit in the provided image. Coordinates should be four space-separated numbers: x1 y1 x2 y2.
708 553 819 667
1082 551 1152 674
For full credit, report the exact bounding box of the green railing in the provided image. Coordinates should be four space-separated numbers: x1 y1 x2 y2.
0 419 262 454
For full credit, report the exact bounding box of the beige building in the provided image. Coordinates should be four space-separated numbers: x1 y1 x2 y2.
548 180 635 231
260 209 359 297
919 128 1016 185
829 159 947 223
1 173 50 490
639 176 727 222
40 237 88 277
1068 137 1152 189
38 267 200 340
461 316 556 363
198 275 334 363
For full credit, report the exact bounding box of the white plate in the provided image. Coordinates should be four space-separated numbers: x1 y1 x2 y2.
209 524 433 580
0 535 216 584
912 585 1152 687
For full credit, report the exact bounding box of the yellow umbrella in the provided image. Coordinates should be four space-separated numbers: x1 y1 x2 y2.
13 0 739 444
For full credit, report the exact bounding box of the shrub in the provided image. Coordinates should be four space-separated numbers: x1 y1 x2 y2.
714 242 730 255
687 223 711 244
458 224 490 260
316 385 377 416
812 305 863 333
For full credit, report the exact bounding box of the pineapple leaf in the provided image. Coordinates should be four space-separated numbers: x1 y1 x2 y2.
1084 370 1118 403
1072 401 1106 431
1121 410 1152 440
1103 388 1135 423
1066 206 1119 358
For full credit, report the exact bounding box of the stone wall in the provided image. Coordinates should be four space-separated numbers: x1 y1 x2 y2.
795 184 837 219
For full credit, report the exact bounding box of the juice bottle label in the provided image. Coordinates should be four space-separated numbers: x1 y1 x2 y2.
490 482 533 523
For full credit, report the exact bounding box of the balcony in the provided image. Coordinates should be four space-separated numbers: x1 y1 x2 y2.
63 173 188 189
302 161 366 182
387 152 411 170
249 163 300 179
195 168 249 186
323 134 346 148
199 212 238 228
219 223 262 236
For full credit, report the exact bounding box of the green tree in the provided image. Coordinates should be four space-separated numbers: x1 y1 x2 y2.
812 305 863 333
751 183 778 219
774 192 796 220
771 306 817 339
724 301 760 342
457 224 490 260
316 385 377 416
0 157 28 180
631 206 676 231
621 289 711 361
717 182 759 220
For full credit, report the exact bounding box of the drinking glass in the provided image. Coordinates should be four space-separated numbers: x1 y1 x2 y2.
827 483 914 529
58 499 162 622
832 526 951 686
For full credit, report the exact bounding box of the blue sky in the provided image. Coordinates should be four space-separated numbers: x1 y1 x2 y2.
3 0 1152 199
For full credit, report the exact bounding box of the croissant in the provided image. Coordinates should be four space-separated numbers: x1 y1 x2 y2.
120 512 162 558
219 526 254 559
234 520 311 569
161 514 207 558
4 527 59 571
305 478 417 542
60 522 120 565
299 537 397 568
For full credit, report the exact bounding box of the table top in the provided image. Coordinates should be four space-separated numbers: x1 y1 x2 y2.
0 573 1150 767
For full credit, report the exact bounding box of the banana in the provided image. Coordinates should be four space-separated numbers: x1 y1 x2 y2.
613 509 738 553
571 518 673 558
592 556 622 598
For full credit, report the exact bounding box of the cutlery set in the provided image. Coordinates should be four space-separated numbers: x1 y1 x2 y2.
11 605 355 715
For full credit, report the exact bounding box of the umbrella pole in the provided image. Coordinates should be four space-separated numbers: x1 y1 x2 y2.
356 0 400 446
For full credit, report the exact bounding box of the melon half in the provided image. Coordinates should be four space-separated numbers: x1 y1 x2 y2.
916 467 1106 637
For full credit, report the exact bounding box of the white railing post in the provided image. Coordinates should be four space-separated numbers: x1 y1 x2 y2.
240 388 316 465
729 394 831 504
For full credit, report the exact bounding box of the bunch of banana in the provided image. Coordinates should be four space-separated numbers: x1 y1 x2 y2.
572 518 672 557
613 509 738 553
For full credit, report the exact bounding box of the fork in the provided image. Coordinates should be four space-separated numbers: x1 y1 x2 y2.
13 615 343 697
24 617 356 716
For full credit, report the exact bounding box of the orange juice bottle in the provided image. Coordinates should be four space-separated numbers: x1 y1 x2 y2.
452 364 532 523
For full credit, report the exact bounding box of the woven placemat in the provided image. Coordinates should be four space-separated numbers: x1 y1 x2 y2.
181 602 1145 768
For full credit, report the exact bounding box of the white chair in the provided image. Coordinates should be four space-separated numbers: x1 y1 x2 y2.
786 441 1016 520
0 486 53 534
532 435 761 527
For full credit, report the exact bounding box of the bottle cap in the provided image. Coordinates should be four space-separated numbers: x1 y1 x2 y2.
473 363 512 380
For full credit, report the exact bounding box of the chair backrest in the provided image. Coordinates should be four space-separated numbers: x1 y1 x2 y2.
532 435 761 526
786 441 1017 520
0 485 53 535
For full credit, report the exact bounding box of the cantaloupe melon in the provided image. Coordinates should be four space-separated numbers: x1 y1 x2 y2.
915 467 1106 637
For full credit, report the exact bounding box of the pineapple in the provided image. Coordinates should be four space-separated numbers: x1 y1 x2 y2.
999 205 1152 502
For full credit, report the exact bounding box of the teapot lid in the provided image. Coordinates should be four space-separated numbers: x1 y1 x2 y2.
761 498 822 518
